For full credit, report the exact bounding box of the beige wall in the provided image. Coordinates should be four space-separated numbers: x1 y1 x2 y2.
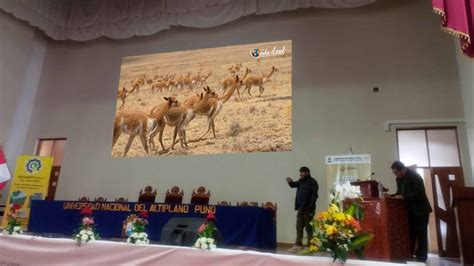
0 11 34 147
17 0 470 243
456 40 474 186
0 10 47 198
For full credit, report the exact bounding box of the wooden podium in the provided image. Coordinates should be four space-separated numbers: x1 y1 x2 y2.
351 180 379 198
350 181 411 262
452 187 474 265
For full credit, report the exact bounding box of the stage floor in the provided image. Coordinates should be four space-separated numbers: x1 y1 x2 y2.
0 234 406 265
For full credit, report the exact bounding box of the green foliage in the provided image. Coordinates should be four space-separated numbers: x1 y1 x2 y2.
198 221 216 238
350 232 373 249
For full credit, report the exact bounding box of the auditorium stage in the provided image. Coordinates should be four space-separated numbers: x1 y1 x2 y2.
0 235 405 265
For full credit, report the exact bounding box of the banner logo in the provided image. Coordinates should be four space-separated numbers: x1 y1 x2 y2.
25 158 42 174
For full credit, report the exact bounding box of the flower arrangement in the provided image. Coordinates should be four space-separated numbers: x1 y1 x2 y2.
126 211 149 245
303 182 373 263
73 206 99 246
3 203 23 235
193 212 217 250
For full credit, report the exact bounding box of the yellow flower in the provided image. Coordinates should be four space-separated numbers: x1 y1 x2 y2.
325 225 338 236
328 204 339 214
335 213 346 222
309 245 319 252
318 211 330 220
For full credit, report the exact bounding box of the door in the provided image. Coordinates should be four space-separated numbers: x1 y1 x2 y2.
431 167 464 258
397 127 465 257
36 138 66 200
47 166 61 200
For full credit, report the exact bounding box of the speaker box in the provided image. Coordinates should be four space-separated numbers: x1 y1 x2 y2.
160 217 223 247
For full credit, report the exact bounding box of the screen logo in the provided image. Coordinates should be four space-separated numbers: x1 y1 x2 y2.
251 48 260 58
250 45 286 59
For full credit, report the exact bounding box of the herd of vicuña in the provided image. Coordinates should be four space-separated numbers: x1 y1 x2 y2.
113 64 279 156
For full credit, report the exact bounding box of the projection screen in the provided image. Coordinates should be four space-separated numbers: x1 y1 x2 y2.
112 40 292 157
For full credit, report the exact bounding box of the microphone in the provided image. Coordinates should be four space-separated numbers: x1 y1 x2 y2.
367 172 375 180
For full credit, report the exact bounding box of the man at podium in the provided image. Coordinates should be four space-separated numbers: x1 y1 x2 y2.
390 161 433 263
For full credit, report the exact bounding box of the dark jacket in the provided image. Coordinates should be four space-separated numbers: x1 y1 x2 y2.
288 176 319 212
396 169 433 216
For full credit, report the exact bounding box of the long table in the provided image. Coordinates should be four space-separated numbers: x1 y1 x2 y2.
0 235 404 265
28 200 276 249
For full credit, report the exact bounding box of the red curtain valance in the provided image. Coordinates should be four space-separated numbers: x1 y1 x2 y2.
432 0 473 58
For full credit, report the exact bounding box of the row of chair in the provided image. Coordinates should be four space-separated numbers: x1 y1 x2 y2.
78 185 209 204
77 185 277 217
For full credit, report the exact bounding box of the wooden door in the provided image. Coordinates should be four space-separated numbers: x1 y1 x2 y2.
36 138 66 200
46 166 61 200
430 167 464 258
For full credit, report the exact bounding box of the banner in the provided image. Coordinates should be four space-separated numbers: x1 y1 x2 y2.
1 156 53 229
325 154 371 191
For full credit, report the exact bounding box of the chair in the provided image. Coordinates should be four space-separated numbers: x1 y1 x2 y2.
217 201 231 206
164 186 184 204
115 197 128 202
78 196 90 202
138 186 157 203
190 186 211 205
262 202 277 221
94 197 107 202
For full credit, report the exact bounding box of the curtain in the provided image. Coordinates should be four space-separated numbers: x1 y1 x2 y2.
0 0 376 41
432 0 474 58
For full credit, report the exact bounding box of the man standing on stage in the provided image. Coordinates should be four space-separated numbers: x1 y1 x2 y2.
391 161 432 262
286 166 319 253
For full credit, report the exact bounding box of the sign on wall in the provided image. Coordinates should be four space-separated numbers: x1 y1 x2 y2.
1 156 53 229
112 40 292 157
325 154 371 191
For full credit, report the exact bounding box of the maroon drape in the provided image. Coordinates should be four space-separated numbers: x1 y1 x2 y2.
432 0 473 58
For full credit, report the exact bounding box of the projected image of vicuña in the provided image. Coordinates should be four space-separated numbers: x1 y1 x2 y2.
112 40 292 157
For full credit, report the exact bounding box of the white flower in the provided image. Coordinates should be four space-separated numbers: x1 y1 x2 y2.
332 182 362 203
201 243 208 249
87 230 93 235
127 238 131 243
90 235 96 241
207 238 214 244
144 239 150 244
81 234 88 241
80 230 86 235
136 240 143 244
13 226 21 231
199 237 207 243
195 238 201 245
209 244 217 249
131 232 138 238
